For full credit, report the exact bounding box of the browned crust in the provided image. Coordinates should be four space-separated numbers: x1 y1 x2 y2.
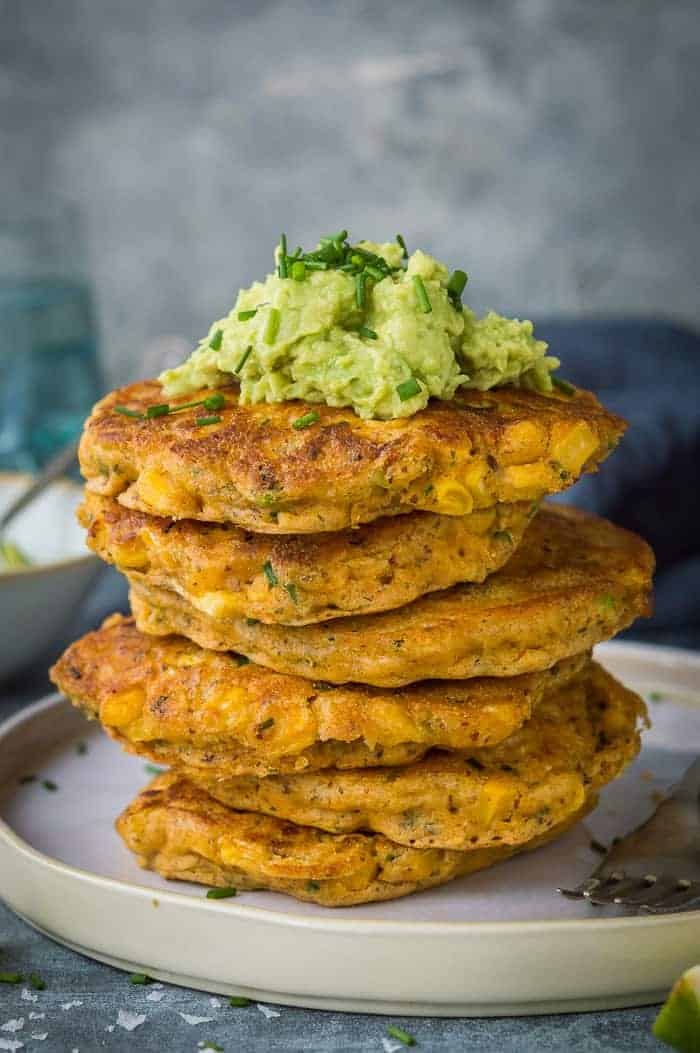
116 772 596 906
79 380 626 533
129 506 655 686
183 663 646 851
79 493 533 625
50 615 587 777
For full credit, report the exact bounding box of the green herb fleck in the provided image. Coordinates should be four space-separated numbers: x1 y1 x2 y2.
291 260 306 281
552 376 576 396
206 887 238 899
0 972 23 984
598 594 617 611
446 268 468 310
263 307 281 345
235 346 253 373
358 325 378 340
0 538 32 569
229 996 252 1007
396 377 421 402
284 582 299 605
278 233 288 278
238 309 257 321
195 415 222 426
114 406 143 419
42 779 58 792
355 271 367 309
292 410 320 430
28 972 45 990
203 393 226 411
245 617 260 626
649 691 664 702
129 972 153 985
257 717 275 733
306 880 321 892
209 328 224 351
396 234 408 259
412 274 432 313
387 1025 416 1046
263 560 279 587
146 403 171 419
234 654 250 667
145 764 165 775
493 530 513 544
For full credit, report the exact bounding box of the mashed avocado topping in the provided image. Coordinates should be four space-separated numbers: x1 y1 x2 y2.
160 232 560 420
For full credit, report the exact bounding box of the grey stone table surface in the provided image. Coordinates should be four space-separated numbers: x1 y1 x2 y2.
0 570 667 1053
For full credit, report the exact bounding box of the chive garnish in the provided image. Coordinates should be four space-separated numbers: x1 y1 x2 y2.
292 410 320 430
209 328 223 350
358 326 378 340
204 393 226 411
355 272 366 309
238 309 257 321
145 764 165 775
129 973 153 985
235 346 253 373
258 717 275 732
412 274 432 313
396 234 408 259
206 887 238 899
306 880 321 892
278 233 288 278
364 264 385 282
303 260 328 270
146 403 170 419
396 377 421 401
493 530 513 544
446 268 468 309
291 260 306 281
114 406 143 419
42 779 58 792
262 560 279 587
0 972 23 984
284 582 299 604
552 376 576 396
29 972 45 990
263 307 281 344
387 1025 416 1046
196 415 222 426
245 617 260 626
229 996 252 1007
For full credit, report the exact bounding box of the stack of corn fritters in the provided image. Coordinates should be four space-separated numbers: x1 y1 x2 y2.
51 380 654 907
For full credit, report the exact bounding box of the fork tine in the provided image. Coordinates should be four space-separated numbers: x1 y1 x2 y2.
639 881 700 914
585 876 647 905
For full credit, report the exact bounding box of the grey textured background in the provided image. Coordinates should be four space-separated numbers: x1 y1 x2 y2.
1 0 699 382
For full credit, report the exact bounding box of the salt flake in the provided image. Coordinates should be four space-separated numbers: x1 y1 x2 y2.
178 1014 214 1025
256 1004 280 1020
0 1023 23 1034
30 1036 48 1042
382 1040 403 1053
145 990 165 1002
0 1039 24 1052
116 1010 146 1032
19 991 37 1004
28 1015 45 1022
209 997 221 1008
60 1002 83 1011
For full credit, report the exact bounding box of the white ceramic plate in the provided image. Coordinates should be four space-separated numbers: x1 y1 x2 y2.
1 640 699 1017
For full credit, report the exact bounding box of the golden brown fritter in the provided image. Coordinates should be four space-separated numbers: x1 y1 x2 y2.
50 615 587 777
79 493 533 626
79 380 625 533
116 772 594 906
129 506 654 686
185 664 645 851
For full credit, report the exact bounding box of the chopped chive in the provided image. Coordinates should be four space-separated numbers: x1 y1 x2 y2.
0 972 23 984
649 691 664 702
29 972 45 990
284 582 299 604
76 741 88 756
291 260 306 281
114 406 144 419
238 309 257 321
146 403 171 419
195 415 222 426
387 1025 416 1046
234 346 253 373
412 275 432 313
493 530 513 544
206 887 238 899
303 260 328 270
145 764 165 775
263 307 281 344
306 880 321 892
42 779 58 792
203 393 226 411
292 410 320 430
278 233 288 278
364 264 385 282
262 560 279 587
358 326 378 340
396 234 408 259
229 996 252 1007
396 377 421 401
447 268 468 309
354 272 366 309
245 617 260 626
257 717 275 732
552 376 576 396
234 654 250 667
312 681 334 691
209 328 223 351
598 594 616 610
18 774 36 784
129 973 153 985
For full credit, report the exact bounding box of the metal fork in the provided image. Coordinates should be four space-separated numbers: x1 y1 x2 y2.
558 757 700 913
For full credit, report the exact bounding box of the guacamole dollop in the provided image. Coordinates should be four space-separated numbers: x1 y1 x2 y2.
160 236 559 420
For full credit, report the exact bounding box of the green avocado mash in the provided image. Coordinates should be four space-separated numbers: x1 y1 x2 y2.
160 233 559 420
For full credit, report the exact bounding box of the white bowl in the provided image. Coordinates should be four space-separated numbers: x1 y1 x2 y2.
0 472 99 682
